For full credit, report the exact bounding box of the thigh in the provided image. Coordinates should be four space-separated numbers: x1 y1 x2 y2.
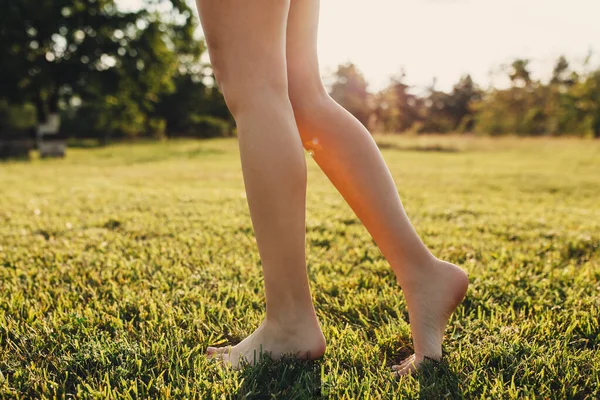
286 0 327 104
195 0 291 95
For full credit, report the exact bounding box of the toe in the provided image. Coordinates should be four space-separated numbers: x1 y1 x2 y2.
206 346 218 356
400 354 416 368
392 354 415 373
391 367 409 378
207 346 230 355
397 362 417 377
207 347 219 359
392 355 419 377
209 350 233 368
207 346 232 362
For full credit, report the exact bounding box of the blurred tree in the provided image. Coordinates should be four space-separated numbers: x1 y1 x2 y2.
157 67 233 137
329 63 371 127
545 56 574 134
569 69 600 137
551 56 572 86
509 59 532 88
474 86 546 136
447 75 481 132
373 71 420 133
475 58 547 135
1 0 140 131
419 78 454 133
1 0 211 140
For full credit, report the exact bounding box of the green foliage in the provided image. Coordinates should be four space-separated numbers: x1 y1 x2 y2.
1 0 141 122
345 57 600 137
418 84 456 133
0 100 36 134
371 74 482 135
0 0 232 140
464 57 600 137
509 59 532 87
373 71 421 133
157 74 232 137
474 68 599 137
188 115 231 138
0 137 598 398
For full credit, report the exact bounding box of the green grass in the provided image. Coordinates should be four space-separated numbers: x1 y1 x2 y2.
1 135 599 399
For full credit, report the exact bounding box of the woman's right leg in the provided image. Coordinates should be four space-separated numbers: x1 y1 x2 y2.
196 0 325 368
286 0 468 376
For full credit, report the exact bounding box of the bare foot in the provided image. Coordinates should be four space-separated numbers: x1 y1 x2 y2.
392 259 468 377
206 317 326 369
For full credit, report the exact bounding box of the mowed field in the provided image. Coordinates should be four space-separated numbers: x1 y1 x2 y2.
0 136 599 399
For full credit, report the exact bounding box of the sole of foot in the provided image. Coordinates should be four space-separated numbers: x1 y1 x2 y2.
207 318 326 369
392 259 469 377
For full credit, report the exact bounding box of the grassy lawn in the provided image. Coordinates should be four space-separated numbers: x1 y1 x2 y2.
1 136 599 399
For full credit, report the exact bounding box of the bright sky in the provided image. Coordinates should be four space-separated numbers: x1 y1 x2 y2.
119 0 600 91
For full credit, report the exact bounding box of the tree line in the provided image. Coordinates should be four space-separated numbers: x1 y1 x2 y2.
2 0 599 141
332 58 600 138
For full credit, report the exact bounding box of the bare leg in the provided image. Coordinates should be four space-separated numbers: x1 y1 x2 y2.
286 0 468 376
196 0 325 368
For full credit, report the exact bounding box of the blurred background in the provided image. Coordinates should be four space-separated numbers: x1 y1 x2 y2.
1 0 599 158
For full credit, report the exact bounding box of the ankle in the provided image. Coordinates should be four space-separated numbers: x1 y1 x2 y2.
265 307 320 331
393 253 438 287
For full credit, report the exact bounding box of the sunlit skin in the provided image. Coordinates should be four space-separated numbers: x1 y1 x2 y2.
198 0 468 376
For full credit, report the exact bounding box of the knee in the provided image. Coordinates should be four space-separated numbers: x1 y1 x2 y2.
213 63 289 119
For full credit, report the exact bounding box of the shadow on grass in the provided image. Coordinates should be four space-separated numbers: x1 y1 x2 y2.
416 358 463 399
120 147 224 164
387 344 463 398
66 138 105 148
235 356 323 399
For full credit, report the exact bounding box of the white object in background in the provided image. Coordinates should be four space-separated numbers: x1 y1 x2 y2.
37 113 66 157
